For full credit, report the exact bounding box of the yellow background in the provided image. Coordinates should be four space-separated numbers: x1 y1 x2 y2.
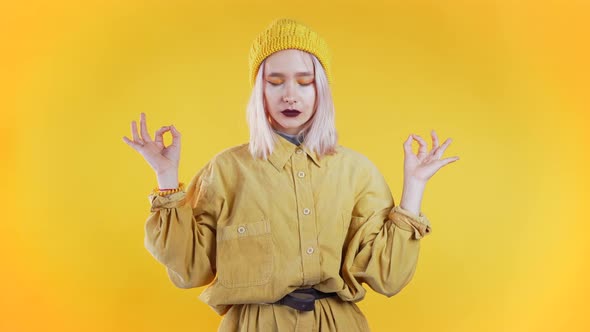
2 0 589 331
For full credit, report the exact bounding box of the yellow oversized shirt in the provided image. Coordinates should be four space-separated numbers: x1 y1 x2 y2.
144 132 432 328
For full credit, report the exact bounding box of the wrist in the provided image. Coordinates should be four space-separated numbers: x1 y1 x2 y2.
156 170 179 189
403 176 426 188
156 167 178 176
400 179 426 216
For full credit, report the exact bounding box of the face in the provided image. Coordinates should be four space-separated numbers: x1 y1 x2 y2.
263 49 317 135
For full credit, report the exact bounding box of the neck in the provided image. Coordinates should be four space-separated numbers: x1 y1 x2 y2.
273 129 304 146
275 130 297 138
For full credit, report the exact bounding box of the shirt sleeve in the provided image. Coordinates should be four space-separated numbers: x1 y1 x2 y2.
144 158 225 289
341 160 432 299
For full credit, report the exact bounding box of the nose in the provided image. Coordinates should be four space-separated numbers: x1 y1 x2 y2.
283 80 298 105
283 96 297 105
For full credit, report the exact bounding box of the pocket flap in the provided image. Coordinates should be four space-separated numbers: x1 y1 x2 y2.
219 220 271 241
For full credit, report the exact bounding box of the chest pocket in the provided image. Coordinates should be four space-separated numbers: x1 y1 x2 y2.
217 219 274 288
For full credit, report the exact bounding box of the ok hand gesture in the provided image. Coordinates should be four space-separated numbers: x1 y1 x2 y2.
403 130 459 184
122 112 181 174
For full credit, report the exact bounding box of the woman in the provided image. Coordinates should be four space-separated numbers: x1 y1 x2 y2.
123 17 459 331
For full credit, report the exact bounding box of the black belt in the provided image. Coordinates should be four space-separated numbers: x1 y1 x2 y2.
273 288 338 312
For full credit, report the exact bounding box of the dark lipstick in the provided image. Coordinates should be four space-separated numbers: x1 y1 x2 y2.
281 109 301 117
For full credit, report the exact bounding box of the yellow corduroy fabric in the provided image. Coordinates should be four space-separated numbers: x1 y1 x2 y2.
144 132 433 331
248 17 333 88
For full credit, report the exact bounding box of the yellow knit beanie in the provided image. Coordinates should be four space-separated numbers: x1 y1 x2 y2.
248 18 332 88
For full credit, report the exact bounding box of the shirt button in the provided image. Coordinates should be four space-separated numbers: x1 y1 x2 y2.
303 208 311 215
237 226 246 234
306 247 314 254
298 171 305 178
296 148 303 154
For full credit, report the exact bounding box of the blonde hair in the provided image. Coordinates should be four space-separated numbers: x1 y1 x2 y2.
246 51 338 161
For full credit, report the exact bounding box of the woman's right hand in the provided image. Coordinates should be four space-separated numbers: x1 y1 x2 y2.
122 112 181 175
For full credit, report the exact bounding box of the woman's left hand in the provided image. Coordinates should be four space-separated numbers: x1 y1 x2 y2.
403 130 459 184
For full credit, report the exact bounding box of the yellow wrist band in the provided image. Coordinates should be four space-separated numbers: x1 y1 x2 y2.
152 182 185 196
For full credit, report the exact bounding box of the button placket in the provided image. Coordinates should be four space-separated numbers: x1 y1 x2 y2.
290 151 321 285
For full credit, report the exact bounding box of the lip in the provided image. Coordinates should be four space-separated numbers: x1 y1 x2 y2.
281 109 301 117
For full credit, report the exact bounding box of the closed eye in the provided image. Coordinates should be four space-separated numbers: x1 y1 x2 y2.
266 81 314 86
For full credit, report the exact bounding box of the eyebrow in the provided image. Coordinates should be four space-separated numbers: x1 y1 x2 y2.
266 72 314 78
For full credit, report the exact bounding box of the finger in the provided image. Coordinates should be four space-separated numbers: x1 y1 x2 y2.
403 134 414 154
131 120 141 142
434 138 453 159
169 125 182 146
431 129 439 150
439 156 460 166
426 156 459 175
122 136 143 150
154 126 170 144
140 112 153 142
412 134 428 156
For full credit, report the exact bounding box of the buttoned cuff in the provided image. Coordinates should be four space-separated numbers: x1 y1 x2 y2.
388 205 432 239
148 191 187 212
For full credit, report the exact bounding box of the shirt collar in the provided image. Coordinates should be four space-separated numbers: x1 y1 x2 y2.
268 131 322 171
